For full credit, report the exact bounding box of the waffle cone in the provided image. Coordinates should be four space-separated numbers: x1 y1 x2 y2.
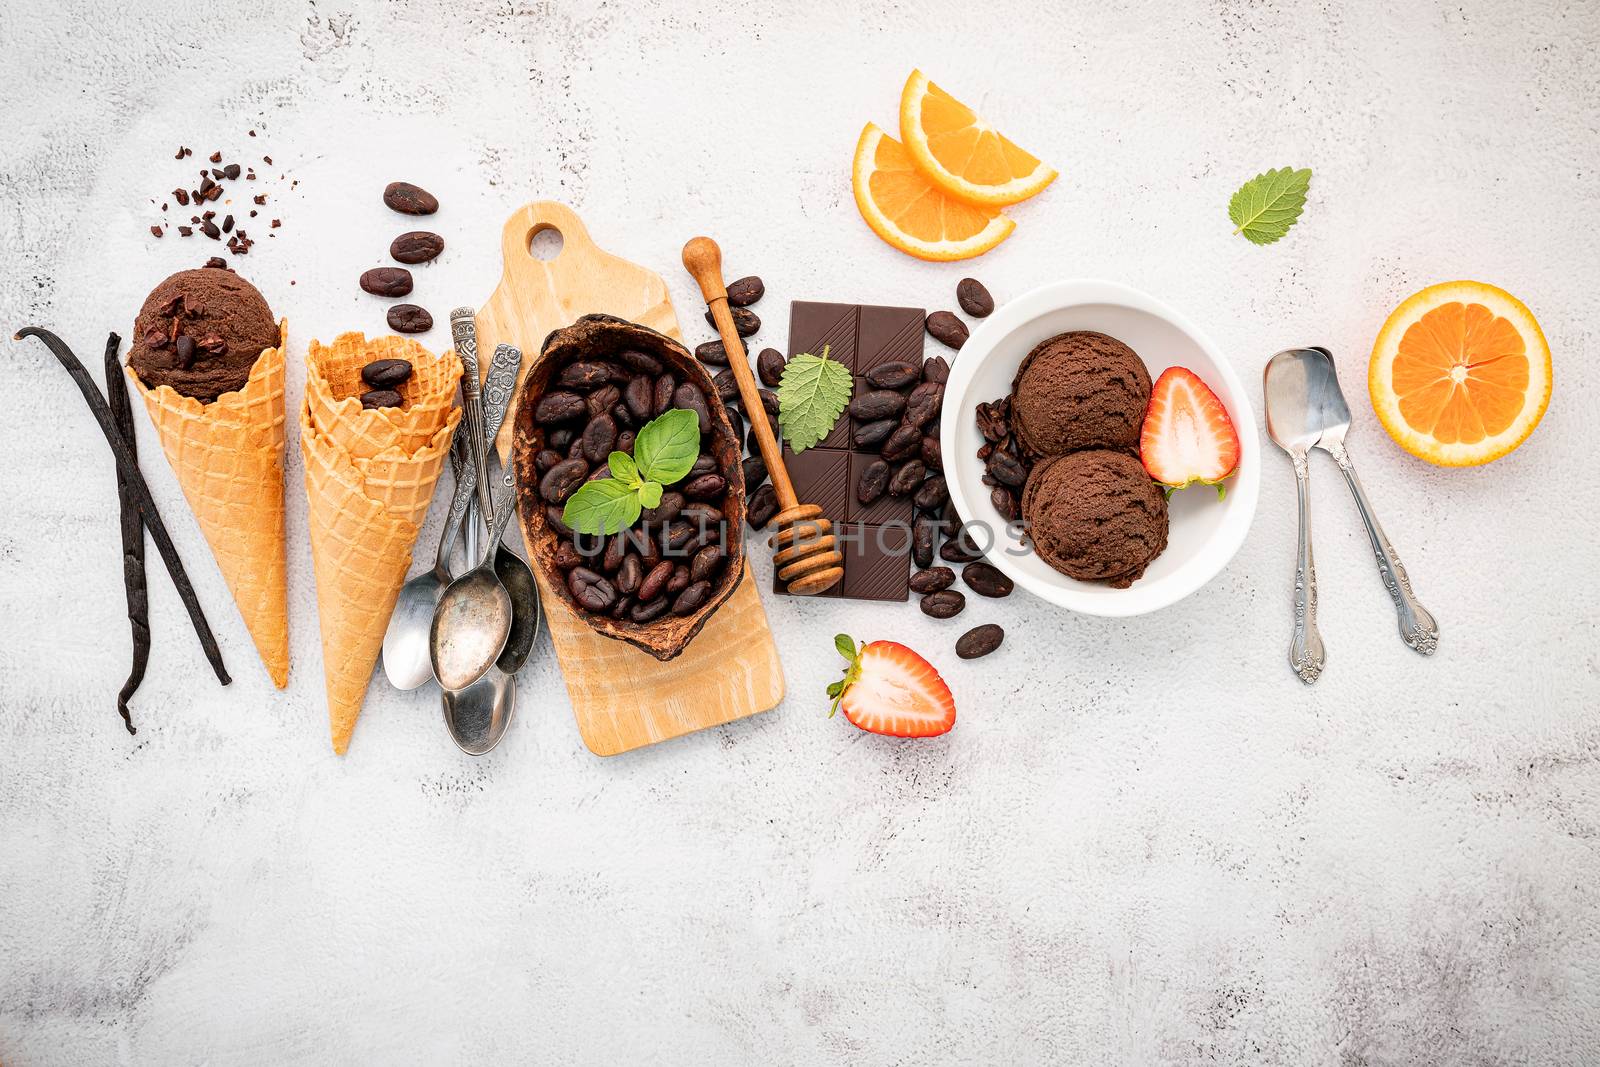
128 324 289 687
300 336 461 755
306 333 461 458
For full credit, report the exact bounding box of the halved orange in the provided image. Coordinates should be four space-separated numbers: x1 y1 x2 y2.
1369 281 1551 466
898 69 1057 207
852 123 1015 262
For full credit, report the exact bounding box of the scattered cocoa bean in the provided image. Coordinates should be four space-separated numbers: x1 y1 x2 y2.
920 590 966 619
956 278 994 318
383 181 439 216
857 459 890 505
903 381 944 429
925 311 968 350
854 419 896 448
888 459 926 496
390 231 444 264
866 361 920 390
748 483 779 528
910 567 955 594
988 450 1027 487
726 276 764 306
756 348 786 388
707 307 759 337
956 624 1004 659
849 390 906 421
695 339 733 366
881 424 921 462
963 561 1014 598
360 267 412 297
386 305 432 334
922 356 950 384
914 475 948 512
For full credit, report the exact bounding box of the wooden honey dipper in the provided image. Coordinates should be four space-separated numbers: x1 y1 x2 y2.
682 236 843 596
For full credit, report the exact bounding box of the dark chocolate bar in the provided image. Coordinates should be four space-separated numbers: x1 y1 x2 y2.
776 300 928 602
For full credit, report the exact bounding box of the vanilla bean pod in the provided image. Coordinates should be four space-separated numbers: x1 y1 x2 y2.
15 327 230 686
104 333 148 733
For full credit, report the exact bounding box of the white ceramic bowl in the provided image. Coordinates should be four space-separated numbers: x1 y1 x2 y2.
941 279 1260 617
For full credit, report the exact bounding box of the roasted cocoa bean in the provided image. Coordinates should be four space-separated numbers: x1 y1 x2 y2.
756 348 786 388
544 505 573 539
712 368 738 404
690 544 724 584
920 589 966 619
568 567 616 613
940 528 985 564
689 455 718 479
557 361 614 390
360 389 401 409
602 533 629 572
903 381 944 429
624 376 654 421
581 414 618 463
609 594 634 620
673 579 712 615
619 348 663 375
612 401 637 431
573 532 606 559
640 491 684 526
586 465 611 482
680 502 724 527
554 541 585 570
630 596 670 623
547 427 575 450
956 278 994 318
865 360 919 390
360 267 413 297
914 475 948 512
987 450 1027 487
912 518 938 568
726 276 764 306
383 181 438 215
910 566 955 594
925 311 968 350
674 383 711 434
663 521 696 553
747 483 778 528
956 623 1004 659
963 561 1014 598
695 339 733 366
725 408 744 447
682 473 726 501
758 388 780 420
539 458 589 503
535 448 563 473
667 564 691 595
586 383 621 417
742 453 767 492
854 419 896 448
387 304 433 333
707 307 759 337
888 459 926 496
920 435 942 471
990 486 1019 522
857 459 890 505
361 358 413 389
390 230 445 264
849 389 906 421
534 391 586 424
922 356 950 384
638 560 674 602
881 424 922 462
652 373 675 416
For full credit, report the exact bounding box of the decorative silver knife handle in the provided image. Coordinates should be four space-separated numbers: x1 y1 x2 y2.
1289 452 1326 684
1325 442 1439 655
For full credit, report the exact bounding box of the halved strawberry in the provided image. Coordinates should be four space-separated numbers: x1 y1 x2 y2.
1140 367 1241 497
828 635 955 738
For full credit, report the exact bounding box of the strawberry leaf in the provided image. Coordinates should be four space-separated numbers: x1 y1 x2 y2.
834 634 856 660
1228 166 1311 245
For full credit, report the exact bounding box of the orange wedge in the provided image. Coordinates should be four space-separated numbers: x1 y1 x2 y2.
899 69 1057 207
1369 281 1551 466
852 123 1015 261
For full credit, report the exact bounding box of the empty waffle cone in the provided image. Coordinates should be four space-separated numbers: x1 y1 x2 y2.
299 337 461 755
127 324 289 687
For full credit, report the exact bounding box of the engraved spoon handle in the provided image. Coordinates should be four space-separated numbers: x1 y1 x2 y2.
1289 452 1326 684
1326 442 1439 655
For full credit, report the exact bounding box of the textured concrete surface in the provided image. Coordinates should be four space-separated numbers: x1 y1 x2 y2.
3 0 1599 1063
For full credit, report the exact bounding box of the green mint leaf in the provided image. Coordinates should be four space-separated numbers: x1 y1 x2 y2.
1228 166 1311 245
633 408 700 485
834 633 856 660
609 451 640 486
637 480 663 509
778 345 853 453
562 478 642 536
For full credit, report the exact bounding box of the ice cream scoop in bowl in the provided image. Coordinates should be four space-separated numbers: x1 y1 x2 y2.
941 280 1260 617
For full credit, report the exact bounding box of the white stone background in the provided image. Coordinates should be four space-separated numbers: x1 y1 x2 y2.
2 0 1598 1062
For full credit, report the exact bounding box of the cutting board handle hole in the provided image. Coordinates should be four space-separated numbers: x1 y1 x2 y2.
527 225 564 261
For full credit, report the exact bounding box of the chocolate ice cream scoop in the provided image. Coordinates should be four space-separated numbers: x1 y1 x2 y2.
1011 331 1151 456
127 267 278 403
1021 449 1168 587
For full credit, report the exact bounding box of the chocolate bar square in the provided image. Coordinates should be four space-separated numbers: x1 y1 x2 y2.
835 522 912 601
782 445 850 527
788 301 860 372
856 304 925 375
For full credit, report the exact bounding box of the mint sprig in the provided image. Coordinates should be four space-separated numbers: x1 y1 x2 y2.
562 408 700 536
778 344 853 453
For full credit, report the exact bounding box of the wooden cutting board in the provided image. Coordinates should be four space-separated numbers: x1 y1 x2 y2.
474 201 784 755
